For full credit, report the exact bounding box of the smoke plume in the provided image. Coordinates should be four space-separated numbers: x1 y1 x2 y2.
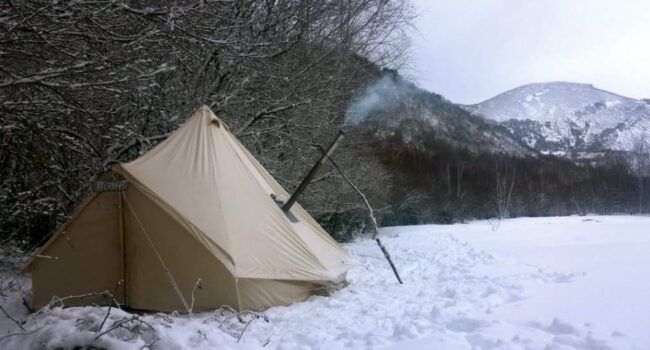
344 74 415 126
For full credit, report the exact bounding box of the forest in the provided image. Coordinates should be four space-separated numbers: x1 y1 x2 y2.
0 0 413 246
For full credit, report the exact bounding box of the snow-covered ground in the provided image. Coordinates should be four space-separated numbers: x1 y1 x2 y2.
1 215 649 349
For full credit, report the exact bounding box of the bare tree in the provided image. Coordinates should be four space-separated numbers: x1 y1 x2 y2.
494 161 516 220
0 0 414 244
632 136 650 213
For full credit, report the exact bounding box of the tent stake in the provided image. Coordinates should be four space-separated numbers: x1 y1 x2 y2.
328 157 403 284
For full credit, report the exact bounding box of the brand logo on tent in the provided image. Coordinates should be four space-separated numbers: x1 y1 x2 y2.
94 181 128 192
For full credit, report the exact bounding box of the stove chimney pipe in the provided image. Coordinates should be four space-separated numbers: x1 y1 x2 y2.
282 130 345 213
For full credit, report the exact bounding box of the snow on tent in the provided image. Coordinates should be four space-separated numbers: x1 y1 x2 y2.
24 105 353 312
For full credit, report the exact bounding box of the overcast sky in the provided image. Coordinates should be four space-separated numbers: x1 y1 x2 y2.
407 0 650 104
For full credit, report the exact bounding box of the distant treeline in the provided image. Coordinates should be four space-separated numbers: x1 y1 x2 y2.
369 126 649 226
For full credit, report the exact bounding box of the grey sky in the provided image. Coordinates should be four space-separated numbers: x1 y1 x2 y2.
407 0 650 104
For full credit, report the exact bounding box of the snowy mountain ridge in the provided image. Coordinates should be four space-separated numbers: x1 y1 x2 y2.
464 82 650 160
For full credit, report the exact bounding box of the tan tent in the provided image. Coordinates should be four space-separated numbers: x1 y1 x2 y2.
25 105 352 312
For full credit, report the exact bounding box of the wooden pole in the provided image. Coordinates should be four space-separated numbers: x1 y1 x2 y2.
328 157 403 284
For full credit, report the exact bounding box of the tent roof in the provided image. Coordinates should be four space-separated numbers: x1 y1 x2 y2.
116 106 351 281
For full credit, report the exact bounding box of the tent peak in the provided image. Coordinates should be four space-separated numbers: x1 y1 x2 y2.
196 105 228 130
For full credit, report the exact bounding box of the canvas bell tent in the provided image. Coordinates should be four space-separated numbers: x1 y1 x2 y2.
24 105 353 312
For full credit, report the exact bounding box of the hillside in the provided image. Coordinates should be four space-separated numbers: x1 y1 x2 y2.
327 74 648 229
346 71 536 157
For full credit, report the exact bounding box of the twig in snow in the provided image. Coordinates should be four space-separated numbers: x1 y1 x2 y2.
141 337 160 349
237 317 257 343
48 290 120 310
95 315 155 340
189 277 203 314
21 298 34 313
0 328 39 342
212 306 268 342
96 280 123 337
217 310 266 327
96 303 113 336
262 334 272 347
0 304 26 332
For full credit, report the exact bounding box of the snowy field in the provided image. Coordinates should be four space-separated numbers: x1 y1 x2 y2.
1 215 649 349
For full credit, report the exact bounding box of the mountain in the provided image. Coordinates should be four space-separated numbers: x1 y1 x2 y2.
348 71 536 157
464 82 650 162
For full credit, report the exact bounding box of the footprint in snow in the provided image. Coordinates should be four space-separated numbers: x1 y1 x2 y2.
529 318 579 336
446 317 487 332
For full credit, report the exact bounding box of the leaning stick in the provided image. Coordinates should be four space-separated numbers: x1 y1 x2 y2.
328 157 403 284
